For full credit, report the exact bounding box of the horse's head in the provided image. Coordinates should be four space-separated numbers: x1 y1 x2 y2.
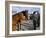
33 11 39 15
21 10 28 20
19 13 26 20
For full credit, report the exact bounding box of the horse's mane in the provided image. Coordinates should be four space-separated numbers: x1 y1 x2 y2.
12 13 20 16
12 10 28 16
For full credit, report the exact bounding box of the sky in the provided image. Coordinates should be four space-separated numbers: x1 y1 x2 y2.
12 6 40 14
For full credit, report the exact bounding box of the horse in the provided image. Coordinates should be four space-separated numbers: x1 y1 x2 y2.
12 10 28 31
32 11 40 30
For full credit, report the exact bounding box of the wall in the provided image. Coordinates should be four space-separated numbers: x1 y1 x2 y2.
0 0 46 38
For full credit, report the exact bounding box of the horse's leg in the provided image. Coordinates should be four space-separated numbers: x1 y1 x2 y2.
17 24 19 31
18 22 21 30
33 20 36 30
12 24 16 31
37 20 40 27
19 19 22 30
20 23 21 30
16 23 21 31
37 18 40 27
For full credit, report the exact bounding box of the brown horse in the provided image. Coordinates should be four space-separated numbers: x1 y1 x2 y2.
12 10 28 31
